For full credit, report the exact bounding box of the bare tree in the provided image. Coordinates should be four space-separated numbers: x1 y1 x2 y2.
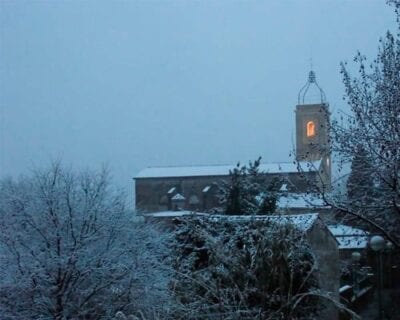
298 0 400 249
0 163 172 319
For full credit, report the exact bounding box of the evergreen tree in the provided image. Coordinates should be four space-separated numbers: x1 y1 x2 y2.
219 157 278 215
346 145 375 210
222 163 250 214
258 178 281 214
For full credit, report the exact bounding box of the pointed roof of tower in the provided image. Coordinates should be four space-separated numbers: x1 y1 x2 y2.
298 70 326 104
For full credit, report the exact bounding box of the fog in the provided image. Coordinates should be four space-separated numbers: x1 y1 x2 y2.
0 0 396 205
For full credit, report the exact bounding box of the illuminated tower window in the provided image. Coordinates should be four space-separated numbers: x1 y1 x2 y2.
307 121 316 137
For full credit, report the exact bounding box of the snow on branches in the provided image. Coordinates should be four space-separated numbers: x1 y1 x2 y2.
0 163 172 319
169 216 320 319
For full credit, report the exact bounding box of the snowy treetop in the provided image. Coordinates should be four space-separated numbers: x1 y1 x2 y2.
135 160 321 179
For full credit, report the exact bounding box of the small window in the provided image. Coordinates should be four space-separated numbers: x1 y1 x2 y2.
307 121 316 137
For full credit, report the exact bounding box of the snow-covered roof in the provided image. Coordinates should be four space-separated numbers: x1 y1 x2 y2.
171 193 185 201
167 187 176 194
277 193 329 209
143 211 319 232
327 224 369 249
334 236 369 250
209 213 319 232
144 211 206 218
328 224 368 236
135 160 321 179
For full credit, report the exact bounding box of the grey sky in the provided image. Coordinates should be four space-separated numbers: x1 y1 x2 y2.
0 0 396 204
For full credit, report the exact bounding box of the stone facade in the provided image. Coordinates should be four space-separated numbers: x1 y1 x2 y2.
307 218 340 320
135 167 320 213
135 174 221 213
296 103 331 189
296 103 330 161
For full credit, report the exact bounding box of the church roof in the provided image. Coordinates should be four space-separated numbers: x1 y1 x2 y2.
209 213 319 232
327 224 369 249
171 193 185 201
135 160 321 179
277 193 329 209
144 211 320 233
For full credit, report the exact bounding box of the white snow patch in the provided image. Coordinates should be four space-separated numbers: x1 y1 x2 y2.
277 193 328 209
209 213 319 232
335 237 369 249
167 187 176 194
328 224 369 249
171 193 185 201
144 211 206 217
280 184 288 192
328 224 368 236
339 285 352 294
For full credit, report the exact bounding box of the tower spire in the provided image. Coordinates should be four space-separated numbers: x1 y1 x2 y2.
298 69 326 104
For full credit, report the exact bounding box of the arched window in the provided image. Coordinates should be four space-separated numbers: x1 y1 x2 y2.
307 121 316 137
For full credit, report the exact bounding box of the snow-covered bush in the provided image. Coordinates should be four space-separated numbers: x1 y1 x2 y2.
0 163 172 319
169 216 320 319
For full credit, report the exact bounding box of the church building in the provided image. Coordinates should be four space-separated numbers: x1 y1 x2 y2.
134 71 331 213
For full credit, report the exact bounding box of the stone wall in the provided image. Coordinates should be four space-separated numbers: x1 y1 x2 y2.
135 171 318 213
307 219 340 320
295 103 330 162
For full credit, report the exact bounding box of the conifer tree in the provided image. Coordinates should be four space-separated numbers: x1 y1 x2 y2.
219 157 278 215
258 178 281 214
346 145 375 210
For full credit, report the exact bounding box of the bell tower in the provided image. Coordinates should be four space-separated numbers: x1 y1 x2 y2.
295 70 331 188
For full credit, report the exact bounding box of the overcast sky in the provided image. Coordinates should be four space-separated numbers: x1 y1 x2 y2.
0 0 397 203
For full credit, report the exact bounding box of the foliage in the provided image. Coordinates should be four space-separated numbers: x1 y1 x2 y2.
346 145 376 213
219 157 279 215
333 2 400 246
258 178 282 215
0 163 172 319
170 216 320 319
